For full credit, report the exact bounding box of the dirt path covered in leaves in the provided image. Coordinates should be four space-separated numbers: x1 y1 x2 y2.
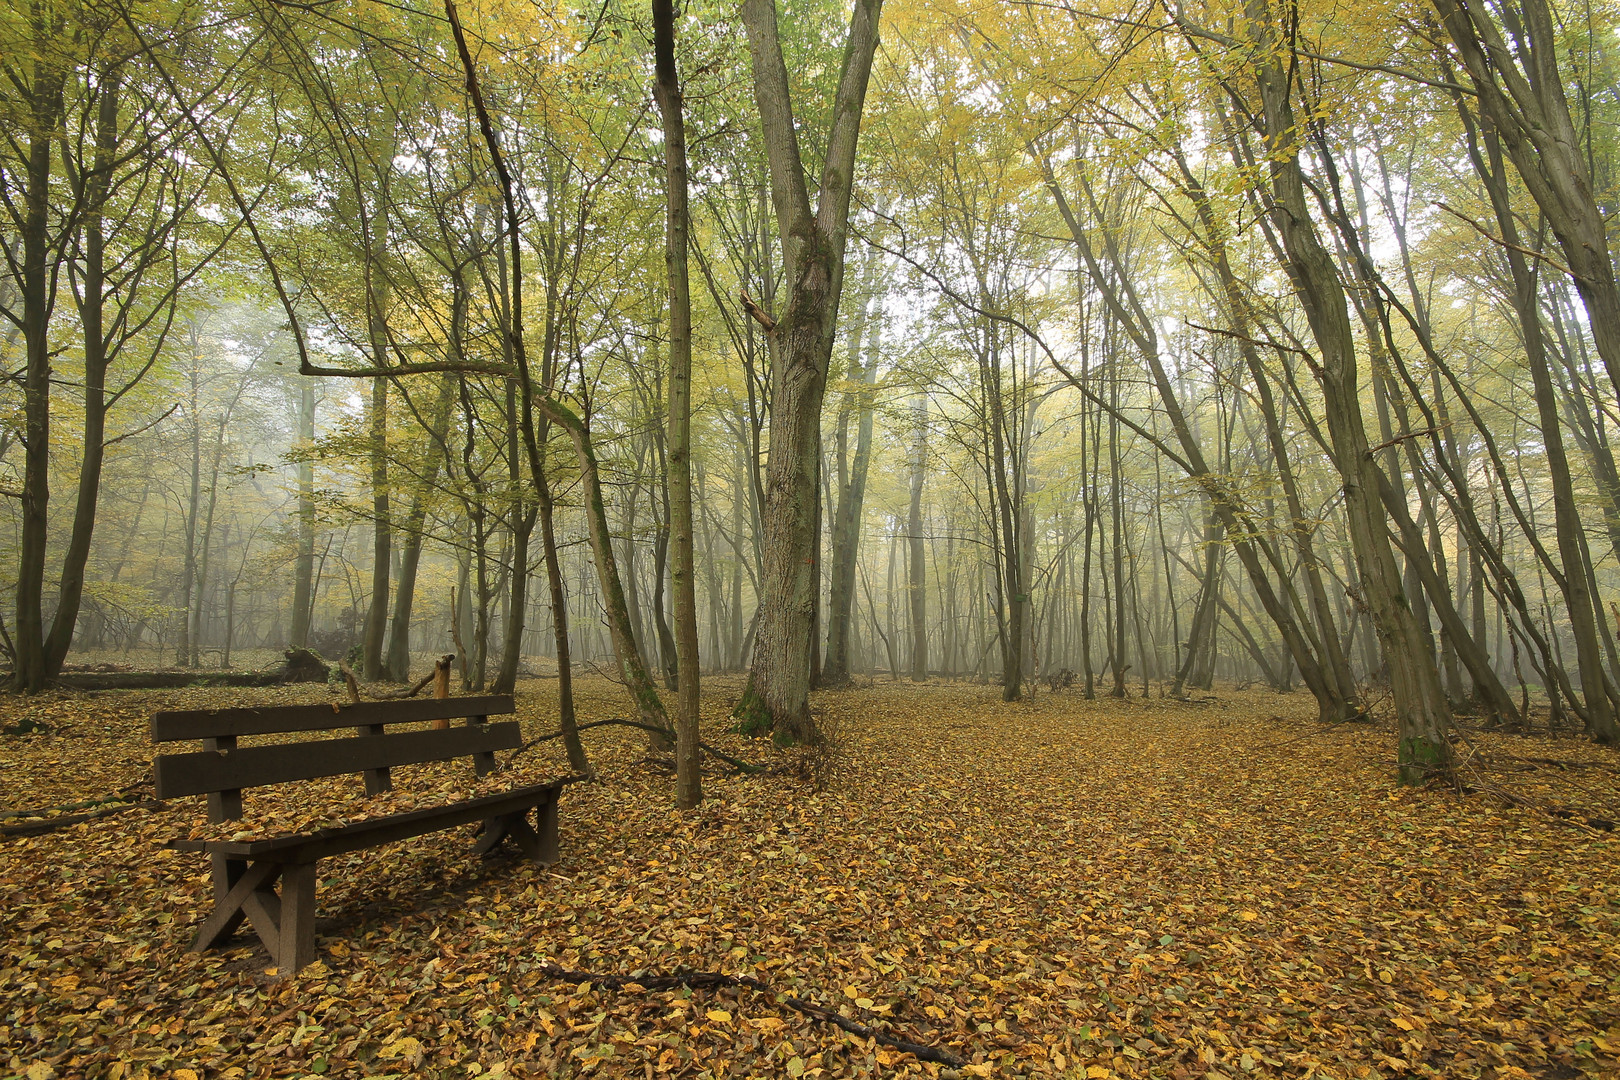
2 678 1617 1079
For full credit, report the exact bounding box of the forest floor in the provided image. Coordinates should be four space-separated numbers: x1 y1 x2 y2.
1 675 1618 1080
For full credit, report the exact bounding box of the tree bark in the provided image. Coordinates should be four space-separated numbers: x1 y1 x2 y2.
1247 5 1452 780
289 381 317 649
734 0 884 744
654 0 704 808
907 395 928 681
821 282 882 686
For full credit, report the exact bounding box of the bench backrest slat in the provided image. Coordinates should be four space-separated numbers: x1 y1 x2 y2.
154 721 523 799
150 695 514 742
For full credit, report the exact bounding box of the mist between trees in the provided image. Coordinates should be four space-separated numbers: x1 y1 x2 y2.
4 0 1618 790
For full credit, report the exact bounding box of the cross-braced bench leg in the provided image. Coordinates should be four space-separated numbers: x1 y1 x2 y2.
192 857 318 974
192 859 282 954
471 799 559 864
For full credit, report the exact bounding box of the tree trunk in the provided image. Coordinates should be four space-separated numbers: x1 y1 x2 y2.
654 0 704 808
289 381 317 649
385 376 456 680
907 395 928 680
10 17 68 693
821 282 882 686
1247 7 1452 780
1431 0 1620 406
734 0 884 744
361 375 391 679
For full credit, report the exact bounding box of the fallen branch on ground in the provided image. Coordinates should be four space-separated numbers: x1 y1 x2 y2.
533 965 965 1067
503 718 766 775
381 655 458 699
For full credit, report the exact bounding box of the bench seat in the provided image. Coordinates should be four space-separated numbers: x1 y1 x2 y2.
168 778 573 861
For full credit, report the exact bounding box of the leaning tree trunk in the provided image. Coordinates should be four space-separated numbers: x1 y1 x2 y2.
1468 116 1618 742
1249 7 1452 780
1432 0 1620 407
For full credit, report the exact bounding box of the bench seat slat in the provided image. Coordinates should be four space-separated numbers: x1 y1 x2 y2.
167 778 576 861
151 695 514 742
154 721 523 798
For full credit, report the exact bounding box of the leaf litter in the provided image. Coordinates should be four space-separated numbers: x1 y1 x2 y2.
1 676 1617 1079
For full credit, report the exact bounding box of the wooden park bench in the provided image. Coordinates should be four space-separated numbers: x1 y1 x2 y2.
151 694 572 974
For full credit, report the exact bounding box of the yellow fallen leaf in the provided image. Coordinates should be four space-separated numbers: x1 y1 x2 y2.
706 1009 732 1023
1393 1017 1414 1031
380 1036 423 1061
1087 1067 1112 1079
1238 911 1259 922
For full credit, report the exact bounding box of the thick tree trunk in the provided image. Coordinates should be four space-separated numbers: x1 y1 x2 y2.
734 0 884 743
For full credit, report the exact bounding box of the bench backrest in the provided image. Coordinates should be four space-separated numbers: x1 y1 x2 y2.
151 695 518 823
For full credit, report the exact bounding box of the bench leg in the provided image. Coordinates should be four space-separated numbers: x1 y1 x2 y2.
192 859 281 953
472 816 508 857
277 861 318 974
535 797 559 865
472 802 558 865
206 855 250 943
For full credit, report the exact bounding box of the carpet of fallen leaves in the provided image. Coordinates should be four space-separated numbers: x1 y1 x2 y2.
2 674 1618 1080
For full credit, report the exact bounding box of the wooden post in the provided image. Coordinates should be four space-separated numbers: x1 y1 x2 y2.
433 654 451 729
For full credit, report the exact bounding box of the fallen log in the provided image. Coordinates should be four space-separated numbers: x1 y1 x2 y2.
48 648 332 691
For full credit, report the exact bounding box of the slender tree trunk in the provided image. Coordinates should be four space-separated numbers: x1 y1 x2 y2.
290 382 317 650
10 22 68 693
385 376 456 680
42 67 121 675
654 0 703 807
907 395 928 680
1432 0 1620 405
361 375 391 679
822 285 882 685
1468 118 1618 741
